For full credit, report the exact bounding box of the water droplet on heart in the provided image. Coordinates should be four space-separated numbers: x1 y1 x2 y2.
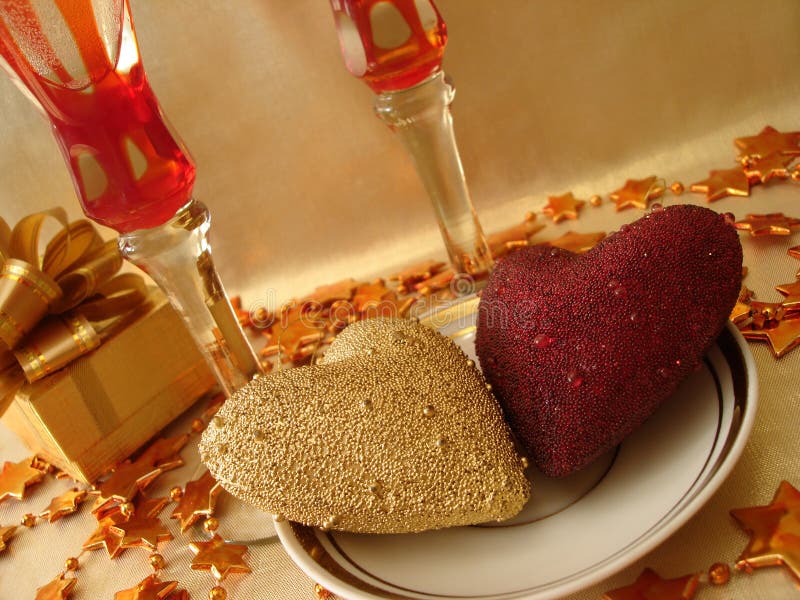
361 399 373 410
422 405 436 418
496 285 506 296
658 367 670 378
566 369 583 388
620 224 630 233
608 279 620 289
549 248 560 257
532 334 554 348
629 311 639 322
612 284 625 297
649 203 663 212
723 212 736 225
675 359 682 367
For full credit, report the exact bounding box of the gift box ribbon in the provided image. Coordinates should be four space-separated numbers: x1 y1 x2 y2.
0 208 147 387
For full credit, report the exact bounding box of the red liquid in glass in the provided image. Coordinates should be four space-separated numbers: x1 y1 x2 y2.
331 0 447 92
0 0 194 233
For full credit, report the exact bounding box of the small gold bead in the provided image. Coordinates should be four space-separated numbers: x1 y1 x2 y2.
204 517 220 532
792 169 800 183
120 502 135 517
320 521 331 531
366 348 375 356
436 437 448 449
589 194 602 207
361 399 373 410
211 416 225 428
191 418 205 433
520 457 530 469
368 482 383 495
314 583 333 599
273 513 286 522
466 359 475 368
670 181 684 195
169 486 183 501
253 429 265 442
148 553 165 570
328 515 340 527
524 211 537 222
64 557 79 571
209 586 227 600
422 405 436 418
708 562 730 585
485 383 493 392
21 513 36 527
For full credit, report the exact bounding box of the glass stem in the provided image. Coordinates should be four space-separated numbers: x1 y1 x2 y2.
375 71 493 276
118 199 262 397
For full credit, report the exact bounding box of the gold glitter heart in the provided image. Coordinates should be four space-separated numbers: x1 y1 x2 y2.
199 318 530 534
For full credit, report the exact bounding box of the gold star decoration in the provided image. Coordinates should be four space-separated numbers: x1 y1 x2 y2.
603 567 700 599
689 167 750 202
730 284 755 325
735 125 800 159
40 488 87 522
414 268 454 295
388 260 445 287
543 192 585 223
546 231 606 254
35 574 77 600
262 304 326 357
486 220 545 258
776 279 800 310
304 278 359 307
743 152 795 184
0 524 16 552
110 513 173 552
789 245 800 261
91 436 189 515
741 314 800 358
114 574 177 600
171 470 222 532
0 457 45 502
189 533 251 582
610 176 664 211
352 280 392 313
84 497 168 557
730 480 800 582
734 213 800 236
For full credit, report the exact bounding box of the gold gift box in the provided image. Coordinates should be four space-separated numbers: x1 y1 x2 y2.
1 291 216 483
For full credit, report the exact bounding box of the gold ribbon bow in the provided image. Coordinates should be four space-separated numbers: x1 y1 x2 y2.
0 209 147 389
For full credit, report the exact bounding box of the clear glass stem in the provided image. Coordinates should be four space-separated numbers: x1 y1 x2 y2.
118 199 262 397
375 71 493 276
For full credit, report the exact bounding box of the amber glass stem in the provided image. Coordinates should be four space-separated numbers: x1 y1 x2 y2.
374 71 493 276
118 200 261 396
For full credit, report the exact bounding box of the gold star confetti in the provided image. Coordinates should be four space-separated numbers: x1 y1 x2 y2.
0 457 45 502
304 278 359 307
352 280 392 313
730 284 755 325
743 152 795 183
776 279 800 304
388 260 445 286
35 574 77 600
731 480 800 582
741 315 800 358
414 268 454 295
110 514 173 552
690 167 750 202
734 213 800 236
735 125 800 159
603 567 700 599
114 574 177 600
189 533 251 582
610 176 664 211
543 192 585 223
171 470 222 532
91 461 163 516
138 434 190 470
486 220 545 258
789 245 800 260
546 231 606 254
83 497 168 557
262 304 326 357
0 524 16 552
40 488 87 522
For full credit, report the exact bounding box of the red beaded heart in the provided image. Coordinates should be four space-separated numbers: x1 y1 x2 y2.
476 204 742 477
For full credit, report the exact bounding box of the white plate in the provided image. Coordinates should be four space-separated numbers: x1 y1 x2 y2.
276 299 757 600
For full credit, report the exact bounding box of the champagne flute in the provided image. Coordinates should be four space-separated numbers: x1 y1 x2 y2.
328 0 494 279
0 0 261 396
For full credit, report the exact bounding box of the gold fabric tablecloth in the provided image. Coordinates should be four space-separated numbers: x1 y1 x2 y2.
1 1 799 598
